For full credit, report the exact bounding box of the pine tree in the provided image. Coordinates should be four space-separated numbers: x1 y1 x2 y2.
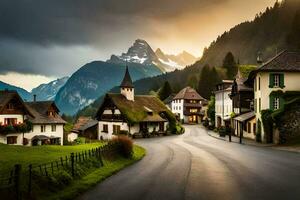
187 75 198 89
198 65 212 99
158 81 173 100
223 52 238 79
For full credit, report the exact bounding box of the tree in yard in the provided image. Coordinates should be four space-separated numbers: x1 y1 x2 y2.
158 81 173 101
223 52 238 79
207 96 216 126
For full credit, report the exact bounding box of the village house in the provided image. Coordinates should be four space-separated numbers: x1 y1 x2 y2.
96 67 172 139
171 87 207 124
0 90 66 146
69 116 98 142
230 70 256 139
214 80 234 128
245 51 300 143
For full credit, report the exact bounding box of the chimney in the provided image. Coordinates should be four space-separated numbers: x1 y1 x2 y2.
33 94 37 102
257 52 263 64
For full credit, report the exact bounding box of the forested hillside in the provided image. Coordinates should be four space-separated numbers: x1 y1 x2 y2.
77 0 300 118
199 0 300 66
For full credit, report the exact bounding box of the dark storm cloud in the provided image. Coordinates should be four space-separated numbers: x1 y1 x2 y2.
0 0 223 46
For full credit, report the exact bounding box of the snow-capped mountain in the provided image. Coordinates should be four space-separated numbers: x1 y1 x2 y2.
155 48 198 70
31 77 68 101
107 39 198 72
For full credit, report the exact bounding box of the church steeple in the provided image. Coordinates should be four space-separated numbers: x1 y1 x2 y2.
120 66 134 101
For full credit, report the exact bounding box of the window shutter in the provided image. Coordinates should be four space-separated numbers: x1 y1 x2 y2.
280 74 285 88
269 74 274 88
279 96 284 109
269 95 274 110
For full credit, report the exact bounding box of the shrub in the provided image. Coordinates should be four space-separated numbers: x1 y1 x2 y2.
219 126 227 137
112 136 133 158
74 137 86 144
54 171 73 186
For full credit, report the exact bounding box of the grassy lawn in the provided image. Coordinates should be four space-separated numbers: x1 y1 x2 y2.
0 142 105 171
47 145 146 200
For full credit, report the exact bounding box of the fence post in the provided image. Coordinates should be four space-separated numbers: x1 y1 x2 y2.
14 164 21 200
28 164 32 197
71 153 75 177
99 149 104 166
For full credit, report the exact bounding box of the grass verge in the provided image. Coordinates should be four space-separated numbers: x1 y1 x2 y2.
45 145 146 200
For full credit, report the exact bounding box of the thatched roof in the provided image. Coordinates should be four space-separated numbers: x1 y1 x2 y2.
174 87 205 100
97 93 170 124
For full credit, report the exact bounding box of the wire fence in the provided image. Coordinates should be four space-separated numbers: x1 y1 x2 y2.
0 142 121 200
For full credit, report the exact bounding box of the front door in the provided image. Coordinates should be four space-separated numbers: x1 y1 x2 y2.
159 122 164 132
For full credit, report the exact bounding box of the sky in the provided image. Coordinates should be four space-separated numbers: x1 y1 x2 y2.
0 0 277 91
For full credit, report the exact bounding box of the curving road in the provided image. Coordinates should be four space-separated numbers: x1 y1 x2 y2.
79 125 300 200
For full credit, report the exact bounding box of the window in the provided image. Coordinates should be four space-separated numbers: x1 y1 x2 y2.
113 125 121 134
247 122 251 133
51 125 56 132
274 74 280 87
7 136 17 144
273 97 280 110
190 109 198 113
258 77 261 90
4 118 17 125
41 125 46 132
102 124 108 133
7 103 14 110
253 123 256 135
49 111 54 117
259 98 261 112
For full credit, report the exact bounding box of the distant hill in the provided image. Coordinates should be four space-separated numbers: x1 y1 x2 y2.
199 0 300 66
31 77 68 101
0 81 32 101
55 61 162 115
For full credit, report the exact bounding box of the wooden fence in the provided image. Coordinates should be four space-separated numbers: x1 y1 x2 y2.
0 142 121 200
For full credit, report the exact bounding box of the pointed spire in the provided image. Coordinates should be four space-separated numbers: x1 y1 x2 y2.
120 66 134 88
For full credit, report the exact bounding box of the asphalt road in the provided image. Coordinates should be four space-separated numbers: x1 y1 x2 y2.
79 125 300 200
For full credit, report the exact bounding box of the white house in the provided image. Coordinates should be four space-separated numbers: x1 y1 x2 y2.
171 87 206 124
0 90 66 146
96 66 171 140
215 80 234 128
245 51 300 143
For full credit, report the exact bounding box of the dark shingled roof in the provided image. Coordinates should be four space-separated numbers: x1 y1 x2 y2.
245 51 300 86
98 93 169 123
174 87 205 100
163 94 176 104
0 90 34 116
234 111 255 122
120 66 134 88
257 51 300 72
25 101 66 124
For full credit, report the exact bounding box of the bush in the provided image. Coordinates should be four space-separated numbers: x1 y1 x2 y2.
74 137 86 144
219 126 227 137
112 136 133 158
203 119 209 127
54 171 73 186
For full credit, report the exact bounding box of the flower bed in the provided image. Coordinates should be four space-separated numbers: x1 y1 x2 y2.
0 121 32 134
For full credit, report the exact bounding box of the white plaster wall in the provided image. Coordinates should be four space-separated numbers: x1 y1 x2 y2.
255 72 300 141
25 124 64 145
171 99 184 120
121 88 134 101
68 132 78 142
98 121 129 140
215 90 232 127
